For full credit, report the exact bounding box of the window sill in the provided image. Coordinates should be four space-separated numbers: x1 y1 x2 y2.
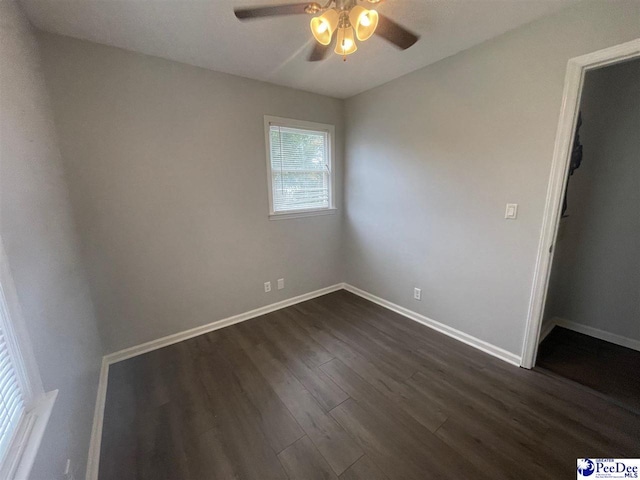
2 390 58 480
269 208 337 221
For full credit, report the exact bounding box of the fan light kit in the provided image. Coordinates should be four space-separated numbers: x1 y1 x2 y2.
310 3 379 58
235 1 419 62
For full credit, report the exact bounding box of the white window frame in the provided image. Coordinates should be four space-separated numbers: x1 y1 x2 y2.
0 238 57 480
264 115 336 220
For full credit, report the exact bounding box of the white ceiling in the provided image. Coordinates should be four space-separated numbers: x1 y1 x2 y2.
20 0 579 98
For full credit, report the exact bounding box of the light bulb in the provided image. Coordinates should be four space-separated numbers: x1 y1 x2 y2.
310 9 339 46
334 26 357 55
348 6 379 41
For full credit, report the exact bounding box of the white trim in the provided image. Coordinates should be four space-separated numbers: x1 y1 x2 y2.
521 38 640 369
537 320 556 344
0 239 44 406
85 358 109 480
105 284 343 365
551 317 640 353
10 390 58 480
85 283 344 480
269 207 337 221
86 282 526 478
0 237 54 480
264 115 336 217
343 284 522 367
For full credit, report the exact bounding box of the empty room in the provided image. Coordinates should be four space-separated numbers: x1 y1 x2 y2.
1 1 638 479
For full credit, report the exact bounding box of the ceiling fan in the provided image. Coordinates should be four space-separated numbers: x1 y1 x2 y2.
234 0 420 61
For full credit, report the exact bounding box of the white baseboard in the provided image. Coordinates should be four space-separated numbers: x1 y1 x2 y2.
551 317 640 352
86 283 344 480
87 281 527 478
343 284 522 367
104 283 345 365
538 320 557 344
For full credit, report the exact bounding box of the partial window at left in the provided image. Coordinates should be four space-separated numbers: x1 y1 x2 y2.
0 240 56 479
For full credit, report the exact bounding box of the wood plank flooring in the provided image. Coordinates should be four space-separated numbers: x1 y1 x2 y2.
537 326 640 412
99 291 640 479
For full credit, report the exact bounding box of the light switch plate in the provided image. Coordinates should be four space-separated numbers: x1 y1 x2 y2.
505 203 518 219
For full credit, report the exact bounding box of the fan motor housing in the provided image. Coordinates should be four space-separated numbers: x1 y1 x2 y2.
335 0 358 11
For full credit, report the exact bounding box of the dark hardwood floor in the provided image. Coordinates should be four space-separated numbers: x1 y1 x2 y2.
537 326 640 413
99 291 640 479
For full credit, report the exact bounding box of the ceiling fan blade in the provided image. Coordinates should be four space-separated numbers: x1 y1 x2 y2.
375 14 420 50
308 42 330 62
234 3 316 20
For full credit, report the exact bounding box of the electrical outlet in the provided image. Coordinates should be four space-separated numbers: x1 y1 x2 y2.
264 281 271 293
505 203 518 219
413 287 422 301
277 278 284 290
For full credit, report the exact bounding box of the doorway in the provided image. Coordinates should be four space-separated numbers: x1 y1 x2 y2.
536 58 640 410
521 39 640 371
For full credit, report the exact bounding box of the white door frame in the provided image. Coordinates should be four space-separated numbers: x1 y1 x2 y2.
520 38 640 369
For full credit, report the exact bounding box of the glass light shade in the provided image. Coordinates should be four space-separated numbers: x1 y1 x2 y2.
334 26 357 55
310 9 339 46
348 6 378 41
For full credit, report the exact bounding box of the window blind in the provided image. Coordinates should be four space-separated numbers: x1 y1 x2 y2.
269 125 330 213
0 302 25 466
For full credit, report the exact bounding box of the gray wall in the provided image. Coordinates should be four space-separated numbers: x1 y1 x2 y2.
343 1 640 356
37 34 345 353
3 1 637 476
545 59 640 341
0 1 103 478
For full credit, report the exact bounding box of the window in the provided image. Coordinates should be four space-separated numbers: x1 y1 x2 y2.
0 313 27 469
265 116 335 218
0 316 27 457
0 240 55 479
